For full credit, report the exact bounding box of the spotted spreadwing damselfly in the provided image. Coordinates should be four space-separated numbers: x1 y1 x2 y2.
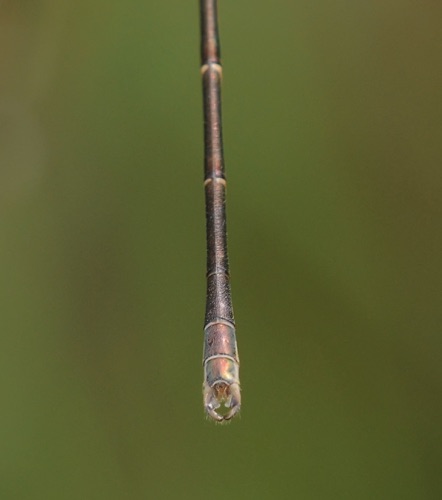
199 0 241 422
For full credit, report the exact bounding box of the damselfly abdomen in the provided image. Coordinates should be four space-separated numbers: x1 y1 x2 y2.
199 0 241 422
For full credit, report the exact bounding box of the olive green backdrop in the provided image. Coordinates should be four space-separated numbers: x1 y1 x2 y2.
1 1 441 499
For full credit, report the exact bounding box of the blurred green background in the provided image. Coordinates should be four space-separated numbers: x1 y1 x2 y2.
1 1 441 499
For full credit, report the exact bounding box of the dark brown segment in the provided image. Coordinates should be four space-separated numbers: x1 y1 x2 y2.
204 179 229 276
200 0 221 65
202 64 224 180
205 273 234 325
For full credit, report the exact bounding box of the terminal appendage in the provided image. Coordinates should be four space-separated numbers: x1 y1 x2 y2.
203 322 241 422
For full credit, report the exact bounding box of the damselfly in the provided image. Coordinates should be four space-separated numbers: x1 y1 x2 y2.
199 0 241 422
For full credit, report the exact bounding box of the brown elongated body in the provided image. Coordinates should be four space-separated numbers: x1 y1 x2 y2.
200 0 241 421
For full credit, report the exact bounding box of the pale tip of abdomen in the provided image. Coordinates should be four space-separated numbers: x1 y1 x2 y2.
203 356 241 422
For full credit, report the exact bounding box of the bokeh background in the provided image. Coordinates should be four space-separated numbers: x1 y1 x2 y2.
1 1 441 498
